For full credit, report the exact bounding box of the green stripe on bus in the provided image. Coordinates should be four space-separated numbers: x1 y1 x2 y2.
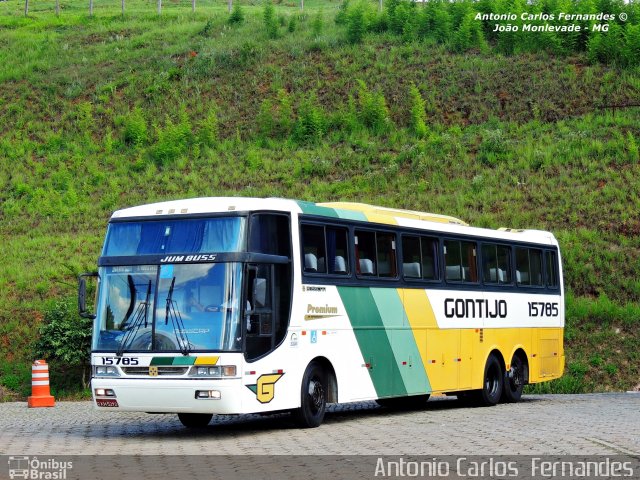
296 201 339 218
337 287 407 398
370 289 431 395
150 357 175 366
334 209 368 221
150 357 196 366
171 357 196 366
296 200 367 222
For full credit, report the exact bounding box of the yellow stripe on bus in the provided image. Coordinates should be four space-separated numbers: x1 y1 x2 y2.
194 356 220 365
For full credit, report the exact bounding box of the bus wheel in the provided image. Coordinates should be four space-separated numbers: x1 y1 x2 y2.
177 413 213 428
292 362 326 428
502 354 525 403
473 354 503 407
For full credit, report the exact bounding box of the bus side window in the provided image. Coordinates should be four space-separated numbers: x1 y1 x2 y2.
421 237 438 280
402 235 438 281
445 240 478 283
355 231 377 276
301 224 349 276
516 248 543 286
545 251 559 288
482 244 512 284
245 262 291 362
249 214 291 257
326 226 349 275
402 236 421 279
376 233 397 278
301 225 326 274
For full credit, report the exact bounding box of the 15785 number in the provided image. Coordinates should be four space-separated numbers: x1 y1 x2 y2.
528 302 559 317
101 357 139 366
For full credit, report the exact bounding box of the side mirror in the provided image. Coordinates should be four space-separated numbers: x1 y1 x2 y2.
78 272 99 319
252 278 267 309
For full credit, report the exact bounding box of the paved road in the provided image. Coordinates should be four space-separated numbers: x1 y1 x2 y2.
1 393 639 456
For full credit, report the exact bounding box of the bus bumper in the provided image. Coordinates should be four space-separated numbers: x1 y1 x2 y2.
91 378 244 414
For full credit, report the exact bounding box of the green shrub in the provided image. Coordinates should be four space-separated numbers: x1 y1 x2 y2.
228 4 244 25
288 16 297 33
293 93 326 144
452 11 487 53
119 107 148 147
151 108 193 165
525 374 587 394
346 2 367 44
568 361 588 377
622 23 640 67
335 0 350 25
264 2 279 39
387 0 417 39
197 105 219 148
408 84 428 138
75 101 94 138
35 298 92 389
312 10 323 37
257 99 276 138
257 90 293 139
356 80 391 134
201 18 216 36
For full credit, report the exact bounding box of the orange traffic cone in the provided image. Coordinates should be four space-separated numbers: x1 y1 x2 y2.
27 360 55 408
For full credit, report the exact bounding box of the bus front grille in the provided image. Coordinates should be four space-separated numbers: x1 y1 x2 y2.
122 366 189 376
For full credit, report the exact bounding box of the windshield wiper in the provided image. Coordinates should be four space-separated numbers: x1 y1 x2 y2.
116 280 151 356
164 277 191 355
118 275 137 330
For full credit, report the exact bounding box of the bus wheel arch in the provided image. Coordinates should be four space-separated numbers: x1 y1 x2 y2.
308 356 338 403
291 357 336 428
502 348 529 403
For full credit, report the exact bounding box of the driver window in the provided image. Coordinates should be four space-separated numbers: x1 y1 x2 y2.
244 262 291 362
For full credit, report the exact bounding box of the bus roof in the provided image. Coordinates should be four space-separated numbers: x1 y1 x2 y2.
110 197 557 246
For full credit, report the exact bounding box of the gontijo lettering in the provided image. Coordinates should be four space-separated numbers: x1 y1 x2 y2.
444 298 507 319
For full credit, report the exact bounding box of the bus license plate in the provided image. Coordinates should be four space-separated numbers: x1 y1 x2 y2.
96 399 119 407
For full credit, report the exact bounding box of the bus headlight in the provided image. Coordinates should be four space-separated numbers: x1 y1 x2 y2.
94 388 116 397
94 366 119 377
190 365 236 378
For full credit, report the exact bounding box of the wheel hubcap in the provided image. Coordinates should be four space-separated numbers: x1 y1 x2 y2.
308 379 324 413
486 365 499 396
509 361 523 391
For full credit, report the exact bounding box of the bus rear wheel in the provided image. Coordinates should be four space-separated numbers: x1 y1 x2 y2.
471 354 503 407
502 354 526 403
177 413 213 428
292 362 327 428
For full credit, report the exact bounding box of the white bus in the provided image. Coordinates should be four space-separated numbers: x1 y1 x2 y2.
80 197 564 428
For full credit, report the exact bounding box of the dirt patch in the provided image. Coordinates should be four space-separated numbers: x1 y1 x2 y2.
0 385 21 402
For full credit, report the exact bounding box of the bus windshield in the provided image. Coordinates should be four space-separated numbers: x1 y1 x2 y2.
103 217 246 256
93 263 244 352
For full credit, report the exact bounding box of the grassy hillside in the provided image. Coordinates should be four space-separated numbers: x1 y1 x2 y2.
1 0 639 398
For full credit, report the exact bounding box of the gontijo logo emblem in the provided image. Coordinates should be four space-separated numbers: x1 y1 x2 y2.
246 373 284 403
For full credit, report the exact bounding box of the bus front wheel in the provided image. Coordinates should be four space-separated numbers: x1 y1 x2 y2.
177 413 213 428
292 362 327 428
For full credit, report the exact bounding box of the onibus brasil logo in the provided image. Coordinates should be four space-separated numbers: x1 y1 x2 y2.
8 456 73 479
